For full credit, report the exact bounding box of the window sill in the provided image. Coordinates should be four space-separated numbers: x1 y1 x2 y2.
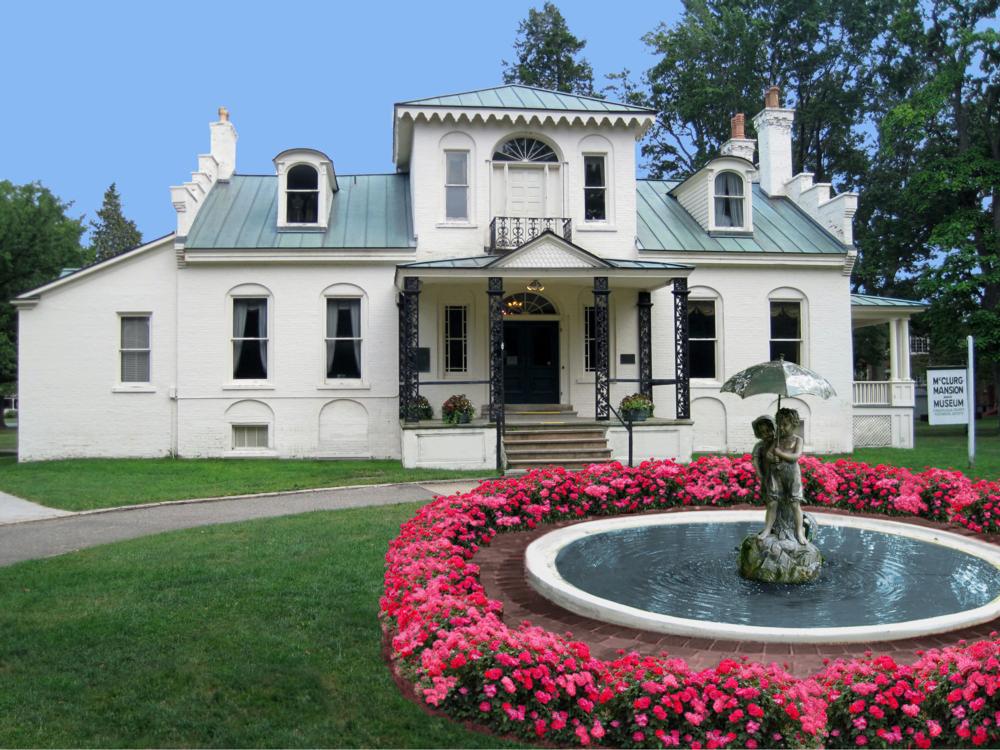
691 379 723 388
223 383 275 391
277 223 327 232
436 222 477 229
708 228 753 237
112 384 156 393
227 449 278 457
317 381 370 390
576 223 616 232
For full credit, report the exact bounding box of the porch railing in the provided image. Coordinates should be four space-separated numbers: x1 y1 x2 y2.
489 216 572 251
852 380 916 407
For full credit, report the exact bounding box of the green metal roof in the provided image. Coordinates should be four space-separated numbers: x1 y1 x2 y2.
851 293 926 307
185 174 414 249
400 255 691 270
399 84 654 114
637 179 849 254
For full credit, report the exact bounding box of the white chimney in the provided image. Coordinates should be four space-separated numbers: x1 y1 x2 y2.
752 86 794 196
209 106 238 181
719 113 756 162
171 107 237 238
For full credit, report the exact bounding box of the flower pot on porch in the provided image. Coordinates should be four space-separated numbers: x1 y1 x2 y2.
623 408 647 423
457 412 471 424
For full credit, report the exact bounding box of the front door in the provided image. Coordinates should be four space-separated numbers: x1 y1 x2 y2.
504 321 559 404
507 167 545 217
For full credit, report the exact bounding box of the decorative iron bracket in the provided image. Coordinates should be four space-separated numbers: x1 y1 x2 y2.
594 276 610 420
673 278 691 419
400 276 421 422
637 291 653 400
487 277 504 421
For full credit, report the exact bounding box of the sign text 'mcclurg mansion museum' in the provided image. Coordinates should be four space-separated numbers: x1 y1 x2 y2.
13 85 925 469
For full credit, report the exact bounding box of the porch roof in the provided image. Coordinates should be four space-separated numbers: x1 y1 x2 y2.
399 84 654 114
851 293 927 309
398 256 691 271
851 293 926 328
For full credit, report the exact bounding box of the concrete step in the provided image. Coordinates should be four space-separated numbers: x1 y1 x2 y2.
504 427 607 438
505 403 575 414
507 458 614 471
505 447 613 460
502 438 609 451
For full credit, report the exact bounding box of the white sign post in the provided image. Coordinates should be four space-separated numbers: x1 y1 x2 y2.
927 368 968 426
967 336 976 467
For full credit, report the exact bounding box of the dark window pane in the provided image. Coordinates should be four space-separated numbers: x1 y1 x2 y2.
585 307 596 371
690 341 716 378
688 301 715 339
770 302 800 339
121 317 149 348
234 341 267 379
714 172 743 197
445 186 467 220
288 165 318 189
584 156 605 186
328 340 361 378
585 188 606 220
448 340 464 371
234 299 266 337
121 351 150 382
770 340 800 364
287 192 318 223
446 152 467 184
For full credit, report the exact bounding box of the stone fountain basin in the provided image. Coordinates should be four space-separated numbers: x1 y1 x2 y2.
524 510 1000 644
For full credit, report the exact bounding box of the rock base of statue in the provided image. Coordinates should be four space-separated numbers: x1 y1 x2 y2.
738 509 822 584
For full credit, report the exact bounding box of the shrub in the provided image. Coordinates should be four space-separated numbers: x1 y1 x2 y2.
442 394 475 424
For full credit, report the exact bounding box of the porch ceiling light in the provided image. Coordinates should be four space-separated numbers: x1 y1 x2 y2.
526 279 545 293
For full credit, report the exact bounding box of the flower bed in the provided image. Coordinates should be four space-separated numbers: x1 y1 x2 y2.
381 457 1000 748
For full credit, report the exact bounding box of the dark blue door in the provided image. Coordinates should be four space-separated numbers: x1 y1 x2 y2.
504 321 559 404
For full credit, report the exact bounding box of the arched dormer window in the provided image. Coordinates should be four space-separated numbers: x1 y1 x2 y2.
714 172 745 228
493 137 558 163
287 165 319 224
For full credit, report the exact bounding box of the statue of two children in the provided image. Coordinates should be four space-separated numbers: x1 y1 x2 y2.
751 408 807 545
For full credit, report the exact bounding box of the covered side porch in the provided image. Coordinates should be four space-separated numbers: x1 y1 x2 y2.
851 293 927 448
393 233 694 471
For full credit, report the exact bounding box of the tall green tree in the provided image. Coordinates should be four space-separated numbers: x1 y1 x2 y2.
876 0 1000 415
0 181 88 384
502 2 595 95
89 183 142 262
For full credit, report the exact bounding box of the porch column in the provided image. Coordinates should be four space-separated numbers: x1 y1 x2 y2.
487 277 504 421
899 317 911 380
888 317 900 381
673 278 691 419
594 276 610 420
400 276 421 423
637 291 653 400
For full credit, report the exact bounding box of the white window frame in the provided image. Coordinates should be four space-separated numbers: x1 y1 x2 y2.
582 154 608 223
324 296 364 384
231 423 270 450
709 169 752 232
444 150 470 222
275 150 332 230
285 164 320 225
443 304 468 373
116 312 152 390
583 305 596 372
688 298 719 381
231 295 270 385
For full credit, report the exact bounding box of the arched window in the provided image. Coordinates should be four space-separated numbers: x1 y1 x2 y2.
493 137 558 163
287 164 319 223
502 293 556 315
714 172 745 228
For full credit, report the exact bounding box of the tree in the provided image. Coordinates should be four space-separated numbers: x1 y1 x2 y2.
0 181 88 386
502 2 595 95
89 183 142 262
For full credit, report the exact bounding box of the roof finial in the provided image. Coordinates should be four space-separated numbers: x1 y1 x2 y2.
218 106 230 123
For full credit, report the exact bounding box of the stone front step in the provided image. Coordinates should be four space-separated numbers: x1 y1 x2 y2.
506 458 613 471
503 438 609 451
505 403 575 414
504 427 607 439
505 447 613 460
502 420 611 470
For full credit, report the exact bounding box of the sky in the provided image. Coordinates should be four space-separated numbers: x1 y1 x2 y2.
2 1 683 243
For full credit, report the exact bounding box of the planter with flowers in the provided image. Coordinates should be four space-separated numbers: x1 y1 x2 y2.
441 394 475 424
410 395 433 421
619 392 653 422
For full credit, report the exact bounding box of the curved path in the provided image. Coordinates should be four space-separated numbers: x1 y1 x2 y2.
0 480 482 568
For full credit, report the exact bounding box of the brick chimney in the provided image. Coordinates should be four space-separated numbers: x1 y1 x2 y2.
719 112 756 162
752 85 794 196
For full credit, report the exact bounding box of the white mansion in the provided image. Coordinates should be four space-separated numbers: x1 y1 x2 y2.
14 85 923 468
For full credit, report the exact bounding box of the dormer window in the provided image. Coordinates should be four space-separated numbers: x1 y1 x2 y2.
274 148 336 230
287 165 319 223
714 172 745 228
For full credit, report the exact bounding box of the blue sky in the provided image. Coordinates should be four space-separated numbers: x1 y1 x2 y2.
2 1 682 243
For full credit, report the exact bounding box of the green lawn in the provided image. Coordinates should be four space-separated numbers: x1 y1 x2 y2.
0 503 517 748
830 419 999 480
0 456 490 512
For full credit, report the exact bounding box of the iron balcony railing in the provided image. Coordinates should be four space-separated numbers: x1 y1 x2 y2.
489 216 572 251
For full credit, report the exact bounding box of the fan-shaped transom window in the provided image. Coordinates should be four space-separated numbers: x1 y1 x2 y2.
493 138 558 163
502 293 556 315
287 164 319 223
714 172 745 228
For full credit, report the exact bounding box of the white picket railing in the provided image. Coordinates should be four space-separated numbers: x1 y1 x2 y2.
853 381 891 406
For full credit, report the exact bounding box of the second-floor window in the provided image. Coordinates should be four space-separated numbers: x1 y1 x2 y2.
233 298 268 380
445 151 469 221
287 165 319 224
770 301 801 364
584 155 606 221
326 298 362 379
714 172 745 228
